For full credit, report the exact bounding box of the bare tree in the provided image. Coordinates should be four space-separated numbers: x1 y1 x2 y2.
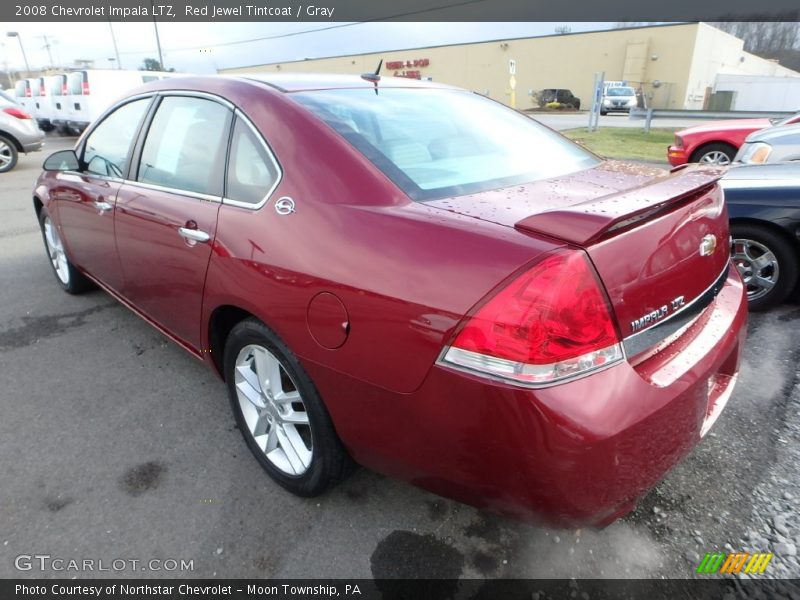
710 19 800 70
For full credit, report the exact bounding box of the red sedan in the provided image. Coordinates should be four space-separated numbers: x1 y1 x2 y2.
668 111 800 166
34 75 747 526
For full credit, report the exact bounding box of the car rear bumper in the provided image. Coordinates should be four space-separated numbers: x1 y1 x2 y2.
307 269 748 527
668 145 689 166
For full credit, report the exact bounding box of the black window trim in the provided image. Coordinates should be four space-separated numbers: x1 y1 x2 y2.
222 108 283 210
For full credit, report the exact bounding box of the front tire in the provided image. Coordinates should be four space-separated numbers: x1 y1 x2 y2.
691 143 736 165
224 318 354 496
38 208 93 294
0 134 18 173
731 223 799 311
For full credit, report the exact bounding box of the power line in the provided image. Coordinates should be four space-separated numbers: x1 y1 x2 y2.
118 0 485 55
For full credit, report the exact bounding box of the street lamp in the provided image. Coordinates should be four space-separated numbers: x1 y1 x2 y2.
6 32 31 75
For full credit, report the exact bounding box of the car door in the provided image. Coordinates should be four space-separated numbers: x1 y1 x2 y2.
114 94 232 351
53 96 153 291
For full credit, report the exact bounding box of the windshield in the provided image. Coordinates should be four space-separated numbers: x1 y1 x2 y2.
293 88 599 201
606 87 636 97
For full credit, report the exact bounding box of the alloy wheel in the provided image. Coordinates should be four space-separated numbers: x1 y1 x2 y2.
0 139 12 170
732 238 779 302
698 150 731 165
233 344 313 476
43 216 70 285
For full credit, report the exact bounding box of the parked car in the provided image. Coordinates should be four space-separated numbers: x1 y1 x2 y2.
600 85 637 115
0 90 44 173
721 163 800 310
734 122 800 165
539 88 581 109
33 74 746 526
668 111 800 166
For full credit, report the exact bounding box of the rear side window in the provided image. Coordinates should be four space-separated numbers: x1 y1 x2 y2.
137 96 231 196
83 98 151 177
294 88 599 201
225 118 280 205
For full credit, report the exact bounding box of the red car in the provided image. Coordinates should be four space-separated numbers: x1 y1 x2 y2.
668 111 800 166
34 75 747 526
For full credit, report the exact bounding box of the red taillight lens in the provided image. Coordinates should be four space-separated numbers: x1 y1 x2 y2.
62 84 68 95
442 250 622 385
82 81 90 95
25 88 31 97
40 85 46 96
3 107 32 120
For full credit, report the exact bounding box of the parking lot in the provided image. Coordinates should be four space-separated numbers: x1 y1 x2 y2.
1 136 799 586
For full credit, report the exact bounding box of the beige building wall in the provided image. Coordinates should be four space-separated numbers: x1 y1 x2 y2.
221 23 798 110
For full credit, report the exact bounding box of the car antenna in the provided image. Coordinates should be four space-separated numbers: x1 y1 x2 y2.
361 59 382 95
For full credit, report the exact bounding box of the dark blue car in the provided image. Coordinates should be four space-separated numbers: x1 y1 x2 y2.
722 163 800 310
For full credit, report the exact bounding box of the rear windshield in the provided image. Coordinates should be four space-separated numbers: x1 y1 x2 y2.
14 80 29 97
606 87 635 97
67 72 85 95
31 79 42 97
293 88 599 201
48 75 65 96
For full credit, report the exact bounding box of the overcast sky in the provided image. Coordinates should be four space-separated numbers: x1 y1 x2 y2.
0 22 618 74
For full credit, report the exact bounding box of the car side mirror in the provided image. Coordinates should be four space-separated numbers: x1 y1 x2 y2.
43 150 80 172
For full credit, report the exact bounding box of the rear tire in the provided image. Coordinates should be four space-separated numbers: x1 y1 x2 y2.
38 208 93 294
0 134 18 173
690 143 736 165
224 318 354 496
731 223 799 311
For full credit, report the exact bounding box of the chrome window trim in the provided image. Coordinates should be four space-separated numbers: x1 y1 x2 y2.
221 108 284 211
121 179 222 203
622 263 731 358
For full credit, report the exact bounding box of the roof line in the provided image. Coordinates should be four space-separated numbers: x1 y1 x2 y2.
220 22 694 72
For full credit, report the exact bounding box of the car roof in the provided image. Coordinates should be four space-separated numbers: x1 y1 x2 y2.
230 73 458 93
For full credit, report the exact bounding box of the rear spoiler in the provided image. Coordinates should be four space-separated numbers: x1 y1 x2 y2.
514 166 724 246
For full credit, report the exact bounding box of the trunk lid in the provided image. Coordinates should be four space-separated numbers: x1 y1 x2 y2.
428 161 731 347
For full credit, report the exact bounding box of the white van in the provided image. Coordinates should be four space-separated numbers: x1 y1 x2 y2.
64 69 180 134
44 74 68 132
13 79 39 120
601 82 638 115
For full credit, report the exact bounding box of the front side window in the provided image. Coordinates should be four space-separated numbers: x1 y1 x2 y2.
293 88 599 201
137 96 231 196
82 98 151 177
225 118 280 205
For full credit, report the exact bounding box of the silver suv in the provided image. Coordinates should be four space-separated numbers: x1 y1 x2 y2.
0 89 44 173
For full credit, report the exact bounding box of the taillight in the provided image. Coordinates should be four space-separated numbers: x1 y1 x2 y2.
62 84 68 95
40 85 46 96
25 88 31 97
3 107 32 120
440 249 623 386
82 81 90 95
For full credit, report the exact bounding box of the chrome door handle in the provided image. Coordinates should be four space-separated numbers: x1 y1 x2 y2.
178 227 211 243
93 200 113 212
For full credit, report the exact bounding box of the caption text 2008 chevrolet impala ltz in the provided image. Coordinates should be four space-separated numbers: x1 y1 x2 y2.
33 74 747 526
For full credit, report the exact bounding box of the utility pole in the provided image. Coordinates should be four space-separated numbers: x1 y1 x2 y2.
108 21 121 68
150 0 165 70
37 35 55 67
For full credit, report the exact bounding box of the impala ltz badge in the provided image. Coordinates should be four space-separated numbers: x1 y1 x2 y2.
699 234 718 257
630 295 686 333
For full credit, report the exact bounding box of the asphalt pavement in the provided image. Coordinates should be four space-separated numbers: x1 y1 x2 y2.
1 135 799 585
